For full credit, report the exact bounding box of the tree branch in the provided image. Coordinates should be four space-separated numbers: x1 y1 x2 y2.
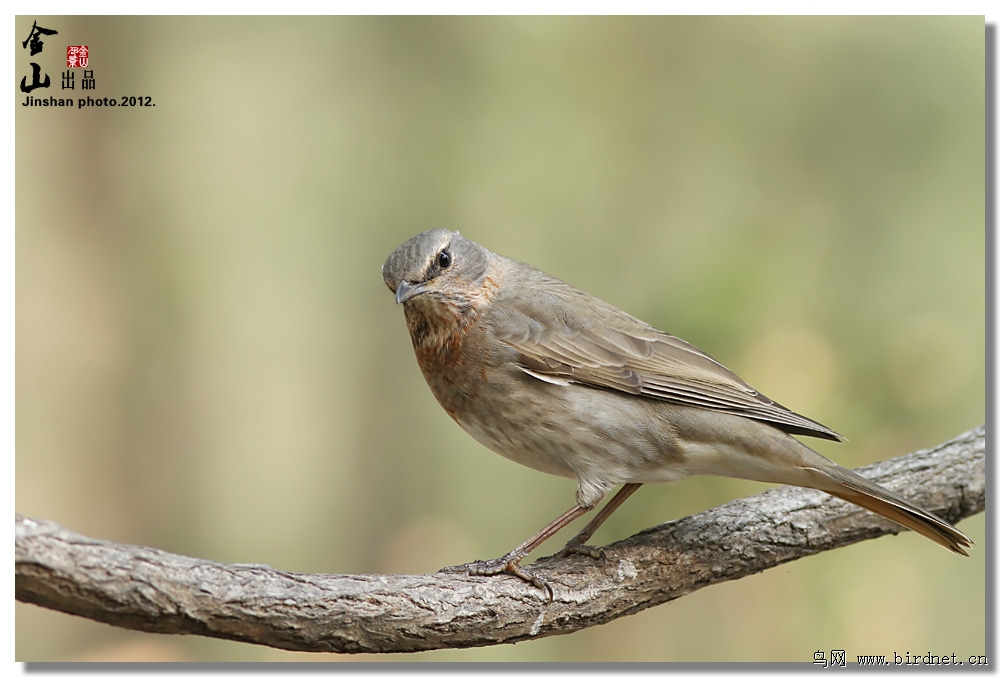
16 425 984 654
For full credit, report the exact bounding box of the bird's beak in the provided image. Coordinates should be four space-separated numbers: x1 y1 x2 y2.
395 279 427 304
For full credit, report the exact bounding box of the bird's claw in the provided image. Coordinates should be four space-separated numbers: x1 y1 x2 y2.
438 557 554 602
557 542 607 562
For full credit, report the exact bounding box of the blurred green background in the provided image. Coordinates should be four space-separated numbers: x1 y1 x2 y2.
16 15 984 662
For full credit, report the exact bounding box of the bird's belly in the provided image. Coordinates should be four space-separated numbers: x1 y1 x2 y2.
452 370 692 487
456 416 579 479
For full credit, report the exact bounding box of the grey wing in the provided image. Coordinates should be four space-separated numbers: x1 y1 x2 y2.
489 272 845 442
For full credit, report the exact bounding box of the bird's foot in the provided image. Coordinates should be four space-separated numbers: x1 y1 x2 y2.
439 555 553 601
556 541 607 562
556 534 607 562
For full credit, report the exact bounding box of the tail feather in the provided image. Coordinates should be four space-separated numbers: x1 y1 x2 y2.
817 466 973 556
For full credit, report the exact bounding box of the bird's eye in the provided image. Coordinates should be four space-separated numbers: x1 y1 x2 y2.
437 250 452 269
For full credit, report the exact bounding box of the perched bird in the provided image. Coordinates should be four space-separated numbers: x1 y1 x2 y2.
382 229 972 597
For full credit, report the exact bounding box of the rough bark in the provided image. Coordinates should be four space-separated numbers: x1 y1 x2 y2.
16 425 985 654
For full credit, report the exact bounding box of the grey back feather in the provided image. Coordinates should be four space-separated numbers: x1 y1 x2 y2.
489 262 844 442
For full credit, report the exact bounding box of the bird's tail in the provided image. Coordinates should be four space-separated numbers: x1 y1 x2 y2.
680 419 973 555
810 463 973 556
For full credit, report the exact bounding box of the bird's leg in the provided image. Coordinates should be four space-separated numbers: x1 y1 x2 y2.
439 502 593 600
557 483 643 561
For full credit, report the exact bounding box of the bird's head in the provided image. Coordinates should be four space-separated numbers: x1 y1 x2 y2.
382 229 491 308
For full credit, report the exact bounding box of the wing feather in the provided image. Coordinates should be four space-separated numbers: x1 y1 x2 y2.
490 268 844 442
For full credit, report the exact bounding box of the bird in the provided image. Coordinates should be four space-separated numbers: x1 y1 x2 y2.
381 228 972 598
